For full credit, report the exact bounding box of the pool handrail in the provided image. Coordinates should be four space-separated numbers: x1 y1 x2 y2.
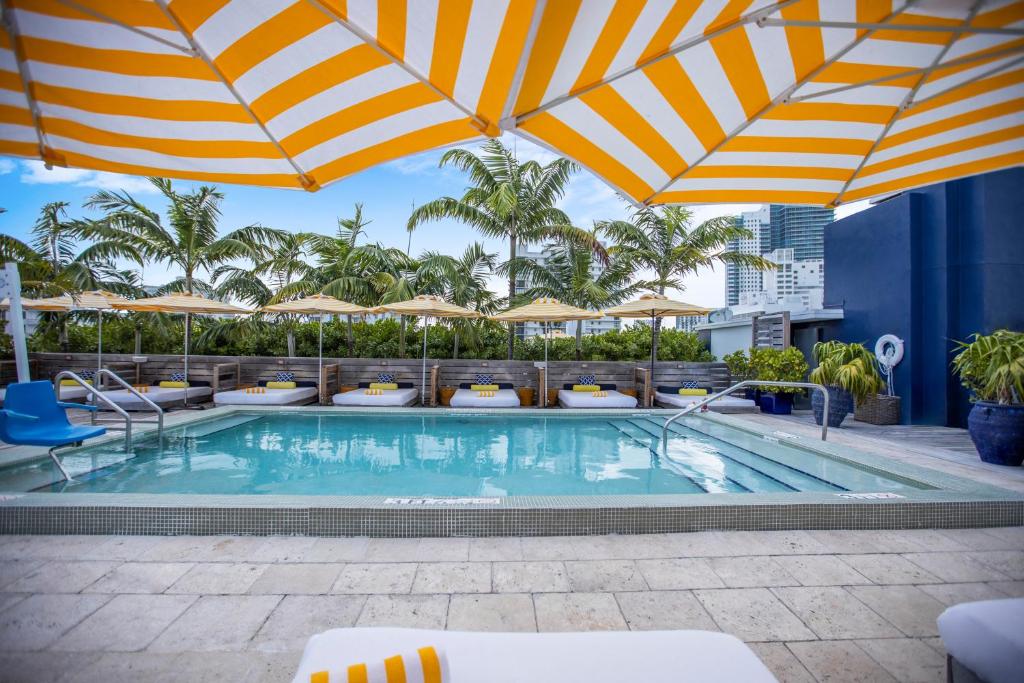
662 380 830 451
95 368 163 443
53 370 134 452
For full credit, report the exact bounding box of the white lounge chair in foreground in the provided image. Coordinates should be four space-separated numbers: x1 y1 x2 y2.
291 627 777 682
214 380 319 407
97 380 213 410
938 598 1023 683
654 384 758 413
557 379 637 409
449 382 521 408
332 378 418 407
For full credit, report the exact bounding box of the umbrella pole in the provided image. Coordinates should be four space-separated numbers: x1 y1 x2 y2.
183 311 190 407
650 313 657 405
421 316 429 406
318 313 324 405
97 309 103 382
544 322 549 407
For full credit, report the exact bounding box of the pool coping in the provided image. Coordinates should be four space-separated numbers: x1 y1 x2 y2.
1 405 1022 536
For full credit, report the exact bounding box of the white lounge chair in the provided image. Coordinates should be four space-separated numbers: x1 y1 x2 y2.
214 380 319 406
332 382 418 407
939 598 1024 683
654 385 757 413
291 627 777 682
557 383 637 409
97 381 213 410
449 382 521 408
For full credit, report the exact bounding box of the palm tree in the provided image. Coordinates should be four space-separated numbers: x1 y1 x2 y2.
80 177 285 347
417 242 500 358
514 240 640 360
407 139 605 359
598 205 775 358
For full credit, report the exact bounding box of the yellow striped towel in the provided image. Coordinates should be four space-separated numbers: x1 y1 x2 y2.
132 385 148 393
593 391 608 398
310 645 448 683
245 387 266 394
364 388 383 396
477 390 495 398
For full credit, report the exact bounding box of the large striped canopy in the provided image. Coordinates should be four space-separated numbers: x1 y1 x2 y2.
1 0 1021 207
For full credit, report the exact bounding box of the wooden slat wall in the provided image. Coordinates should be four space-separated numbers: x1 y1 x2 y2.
752 312 791 350
27 353 731 396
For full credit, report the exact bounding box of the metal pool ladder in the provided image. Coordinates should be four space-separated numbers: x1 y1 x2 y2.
53 370 165 454
662 380 831 453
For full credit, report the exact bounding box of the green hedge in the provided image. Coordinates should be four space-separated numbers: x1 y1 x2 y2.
16 317 714 362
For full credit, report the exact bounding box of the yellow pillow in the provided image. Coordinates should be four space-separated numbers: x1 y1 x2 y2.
266 381 296 389
369 382 397 390
678 388 708 396
470 384 499 391
159 381 188 388
60 379 91 386
573 384 600 392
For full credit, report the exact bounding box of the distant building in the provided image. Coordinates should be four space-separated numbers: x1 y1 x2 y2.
723 206 770 306
761 248 824 310
675 314 707 333
769 204 834 260
513 243 621 339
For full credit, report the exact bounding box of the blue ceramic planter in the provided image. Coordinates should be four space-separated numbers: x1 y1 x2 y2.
812 387 852 427
759 392 793 415
968 402 1024 466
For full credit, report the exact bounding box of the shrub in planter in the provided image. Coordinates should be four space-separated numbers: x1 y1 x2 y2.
952 329 1024 466
724 349 758 399
750 347 809 414
809 341 884 428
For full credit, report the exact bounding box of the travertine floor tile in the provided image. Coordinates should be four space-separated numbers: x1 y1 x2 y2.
847 585 946 637
0 593 111 651
788 640 898 682
773 555 871 586
565 560 647 592
356 594 449 629
332 563 416 594
418 537 470 562
693 588 814 642
637 558 724 590
447 594 536 632
492 561 569 593
902 552 1009 583
167 563 266 595
971 550 1024 579
52 594 197 652
362 538 422 562
841 554 942 584
519 536 580 561
303 537 369 562
84 562 193 594
5 560 120 594
534 593 626 632
917 582 1008 606
615 590 718 631
412 562 490 594
467 537 522 561
147 595 282 652
747 643 816 683
709 556 798 587
0 559 46 590
246 563 343 595
773 586 901 639
251 595 366 652
857 637 946 683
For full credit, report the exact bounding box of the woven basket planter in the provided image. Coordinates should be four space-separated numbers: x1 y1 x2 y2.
855 394 901 425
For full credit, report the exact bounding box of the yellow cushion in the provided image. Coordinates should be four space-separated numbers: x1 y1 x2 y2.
470 384 499 391
310 645 446 683
573 384 600 392
364 388 383 395
678 388 708 396
60 379 91 386
369 382 398 390
159 381 188 388
266 381 296 389
477 390 496 397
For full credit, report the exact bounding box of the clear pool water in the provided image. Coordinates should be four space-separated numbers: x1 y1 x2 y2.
4 412 925 497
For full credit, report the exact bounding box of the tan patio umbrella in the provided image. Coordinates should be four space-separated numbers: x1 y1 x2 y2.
376 295 481 405
492 298 603 401
261 294 369 398
604 293 712 389
113 293 250 405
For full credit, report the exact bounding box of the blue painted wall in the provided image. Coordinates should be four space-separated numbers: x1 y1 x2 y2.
824 168 1024 427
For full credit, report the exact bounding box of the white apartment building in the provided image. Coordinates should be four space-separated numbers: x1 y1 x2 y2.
514 242 621 339
675 314 708 333
761 248 824 309
724 205 770 306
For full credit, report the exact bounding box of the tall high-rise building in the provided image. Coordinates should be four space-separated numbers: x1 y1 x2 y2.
723 205 770 306
769 205 834 260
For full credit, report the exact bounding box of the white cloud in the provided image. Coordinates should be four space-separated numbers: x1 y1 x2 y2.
19 160 158 194
0 159 15 175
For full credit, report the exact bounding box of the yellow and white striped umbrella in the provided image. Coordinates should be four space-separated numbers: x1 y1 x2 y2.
509 0 1024 207
112 291 250 314
0 0 532 190
261 293 368 315
491 297 602 323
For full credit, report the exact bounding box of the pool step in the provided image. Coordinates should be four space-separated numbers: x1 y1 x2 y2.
181 414 264 439
651 418 844 493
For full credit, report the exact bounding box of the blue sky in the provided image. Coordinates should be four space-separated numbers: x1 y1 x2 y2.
0 135 867 312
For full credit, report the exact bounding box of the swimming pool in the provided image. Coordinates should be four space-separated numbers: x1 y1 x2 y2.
4 412 925 497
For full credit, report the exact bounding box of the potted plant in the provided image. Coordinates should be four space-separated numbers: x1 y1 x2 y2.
751 347 809 414
809 341 884 428
952 330 1024 466
724 349 757 400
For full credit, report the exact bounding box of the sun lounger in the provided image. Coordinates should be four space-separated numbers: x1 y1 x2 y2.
96 381 213 410
939 598 1024 683
332 382 418 407
558 383 637 409
214 380 319 406
654 386 757 413
291 627 777 682
449 383 520 408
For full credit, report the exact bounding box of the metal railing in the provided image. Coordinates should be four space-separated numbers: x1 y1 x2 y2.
53 370 135 453
94 369 163 442
662 380 831 451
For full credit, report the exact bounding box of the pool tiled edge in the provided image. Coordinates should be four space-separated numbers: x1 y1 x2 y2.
1 406 1022 536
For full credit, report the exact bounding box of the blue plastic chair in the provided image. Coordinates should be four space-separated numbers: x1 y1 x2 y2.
0 381 106 479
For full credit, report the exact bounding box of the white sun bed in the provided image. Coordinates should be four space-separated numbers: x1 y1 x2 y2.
558 388 637 409
53 384 92 402
654 391 758 413
332 387 419 407
214 385 319 406
96 385 213 410
938 598 1024 683
449 388 521 408
291 627 777 683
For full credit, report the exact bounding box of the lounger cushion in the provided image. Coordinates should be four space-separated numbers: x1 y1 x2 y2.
358 381 414 389
562 383 616 390
458 383 514 390
151 380 211 387
558 389 637 408
938 598 1024 683
654 392 757 412
449 388 521 408
257 380 318 388
291 628 777 683
333 387 418 407
99 385 212 408
214 386 318 406
657 385 713 394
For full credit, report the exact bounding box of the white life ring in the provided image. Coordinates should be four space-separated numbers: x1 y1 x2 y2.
875 334 904 369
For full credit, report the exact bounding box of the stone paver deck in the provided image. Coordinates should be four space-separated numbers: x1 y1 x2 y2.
1 527 1022 682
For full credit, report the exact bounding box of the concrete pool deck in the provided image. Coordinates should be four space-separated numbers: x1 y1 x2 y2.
1 526 1022 682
